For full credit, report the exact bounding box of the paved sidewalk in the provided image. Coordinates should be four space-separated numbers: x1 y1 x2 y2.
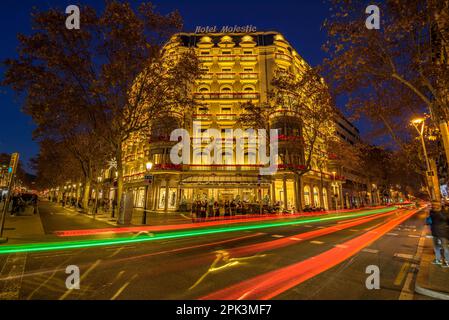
0 202 45 244
415 236 449 300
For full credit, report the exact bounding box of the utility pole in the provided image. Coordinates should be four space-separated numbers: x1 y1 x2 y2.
0 153 19 243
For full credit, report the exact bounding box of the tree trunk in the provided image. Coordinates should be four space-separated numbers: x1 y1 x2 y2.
82 179 91 213
116 144 124 219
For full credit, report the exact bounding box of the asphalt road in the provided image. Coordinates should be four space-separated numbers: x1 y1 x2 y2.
0 203 430 300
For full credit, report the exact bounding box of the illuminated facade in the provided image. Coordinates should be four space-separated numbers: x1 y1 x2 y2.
122 31 347 213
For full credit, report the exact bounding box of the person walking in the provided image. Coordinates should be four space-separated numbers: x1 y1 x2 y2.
427 201 449 267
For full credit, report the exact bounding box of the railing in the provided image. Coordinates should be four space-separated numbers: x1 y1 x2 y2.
218 55 235 61
216 113 236 120
194 93 260 100
239 55 258 61
275 53 292 62
217 73 236 79
185 164 262 171
200 73 213 79
199 56 213 61
240 73 258 79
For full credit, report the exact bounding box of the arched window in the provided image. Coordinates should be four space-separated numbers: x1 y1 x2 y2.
322 188 329 210
304 185 311 207
313 186 320 208
220 86 233 99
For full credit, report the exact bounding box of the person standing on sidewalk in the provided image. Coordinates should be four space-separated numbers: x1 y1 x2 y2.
427 201 449 267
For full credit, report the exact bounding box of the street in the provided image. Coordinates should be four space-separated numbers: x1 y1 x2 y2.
0 202 430 300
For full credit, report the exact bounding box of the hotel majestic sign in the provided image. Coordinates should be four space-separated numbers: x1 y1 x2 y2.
194 25 257 34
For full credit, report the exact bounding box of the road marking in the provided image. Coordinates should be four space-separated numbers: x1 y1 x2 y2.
317 226 325 229
58 259 101 300
399 229 427 300
271 235 284 238
0 253 27 300
394 253 414 260
310 241 324 245
386 233 398 236
289 237 302 241
394 262 411 286
334 244 348 249
362 248 379 254
304 225 313 228
110 274 138 300
408 234 420 238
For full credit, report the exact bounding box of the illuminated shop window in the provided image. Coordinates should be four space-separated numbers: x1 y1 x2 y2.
304 185 311 206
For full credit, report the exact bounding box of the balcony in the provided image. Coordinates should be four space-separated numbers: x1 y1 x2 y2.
192 113 213 121
239 55 258 61
275 53 292 62
218 55 236 61
216 113 236 121
217 73 236 80
240 73 258 79
194 92 260 100
200 73 213 80
199 55 214 62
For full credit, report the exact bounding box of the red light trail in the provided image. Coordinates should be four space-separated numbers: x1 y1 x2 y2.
200 208 420 300
54 206 387 237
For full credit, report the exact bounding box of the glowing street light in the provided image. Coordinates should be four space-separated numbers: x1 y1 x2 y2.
145 161 153 171
410 116 436 200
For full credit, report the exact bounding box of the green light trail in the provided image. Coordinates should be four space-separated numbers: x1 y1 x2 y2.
0 207 397 255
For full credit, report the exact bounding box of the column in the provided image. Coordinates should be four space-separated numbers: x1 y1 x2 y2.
164 177 169 213
283 175 288 210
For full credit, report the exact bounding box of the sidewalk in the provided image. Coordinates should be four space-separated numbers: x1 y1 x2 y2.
61 204 190 227
415 236 449 300
0 202 45 244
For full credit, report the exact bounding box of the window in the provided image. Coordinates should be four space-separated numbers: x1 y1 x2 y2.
198 87 210 93
243 86 255 91
221 86 232 92
243 68 253 72
222 50 232 55
200 51 210 55
222 67 232 72
221 107 232 113
243 50 253 55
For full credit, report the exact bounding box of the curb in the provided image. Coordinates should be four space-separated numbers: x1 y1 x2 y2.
415 283 449 300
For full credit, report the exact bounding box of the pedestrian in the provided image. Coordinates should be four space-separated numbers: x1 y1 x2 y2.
426 201 449 267
214 201 220 218
224 200 230 218
191 201 197 222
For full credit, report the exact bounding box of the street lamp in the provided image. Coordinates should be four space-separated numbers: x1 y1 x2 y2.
411 117 436 201
143 161 154 224
331 171 338 211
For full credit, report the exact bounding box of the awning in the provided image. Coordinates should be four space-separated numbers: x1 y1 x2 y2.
179 175 271 188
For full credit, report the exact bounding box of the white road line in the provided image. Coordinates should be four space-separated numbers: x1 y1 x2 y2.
362 248 379 254
289 237 302 241
271 235 284 238
394 253 415 260
386 233 399 236
110 274 138 300
304 225 313 228
399 229 427 300
334 244 348 249
0 253 27 300
310 241 324 245
408 234 420 238
317 226 325 229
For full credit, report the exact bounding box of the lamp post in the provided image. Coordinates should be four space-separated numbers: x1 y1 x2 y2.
143 161 153 224
332 171 337 211
411 117 436 201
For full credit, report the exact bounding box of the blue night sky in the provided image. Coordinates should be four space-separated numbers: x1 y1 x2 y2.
0 0 374 171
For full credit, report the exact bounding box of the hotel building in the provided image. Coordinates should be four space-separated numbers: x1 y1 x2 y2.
121 31 348 213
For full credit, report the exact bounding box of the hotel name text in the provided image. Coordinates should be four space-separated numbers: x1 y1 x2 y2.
194 25 257 34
